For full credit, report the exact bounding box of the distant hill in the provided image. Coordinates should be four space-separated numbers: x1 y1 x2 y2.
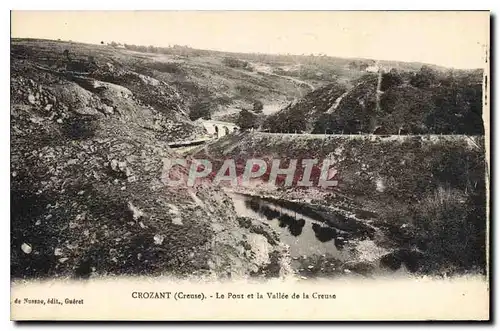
262 66 485 135
10 38 288 279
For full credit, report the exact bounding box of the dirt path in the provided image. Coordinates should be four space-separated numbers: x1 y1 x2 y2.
259 70 315 92
241 64 315 93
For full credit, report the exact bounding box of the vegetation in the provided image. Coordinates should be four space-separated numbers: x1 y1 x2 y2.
189 98 212 120
253 100 264 112
264 67 484 135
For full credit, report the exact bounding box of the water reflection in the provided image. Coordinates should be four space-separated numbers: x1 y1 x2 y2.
245 199 306 236
239 195 350 257
278 214 305 236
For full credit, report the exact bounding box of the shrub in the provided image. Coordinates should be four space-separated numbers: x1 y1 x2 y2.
236 110 259 130
253 100 264 112
63 115 98 140
189 101 211 120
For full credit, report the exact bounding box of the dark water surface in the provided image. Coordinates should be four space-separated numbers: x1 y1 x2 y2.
230 193 354 260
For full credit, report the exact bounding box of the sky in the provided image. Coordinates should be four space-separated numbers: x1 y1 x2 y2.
11 11 490 69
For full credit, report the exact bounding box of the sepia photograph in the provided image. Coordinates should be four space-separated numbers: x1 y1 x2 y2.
9 10 490 321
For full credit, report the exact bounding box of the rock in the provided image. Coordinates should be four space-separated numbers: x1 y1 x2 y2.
102 105 114 114
343 261 375 276
111 159 132 178
58 257 69 263
110 159 119 171
44 104 53 111
21 243 32 254
54 248 63 256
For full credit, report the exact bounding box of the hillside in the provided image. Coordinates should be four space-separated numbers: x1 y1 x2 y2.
262 67 485 135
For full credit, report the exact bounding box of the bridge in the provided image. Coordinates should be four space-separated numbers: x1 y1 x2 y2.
168 120 239 150
197 120 239 138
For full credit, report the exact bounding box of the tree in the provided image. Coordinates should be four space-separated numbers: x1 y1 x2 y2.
380 69 404 91
222 57 249 69
410 65 438 88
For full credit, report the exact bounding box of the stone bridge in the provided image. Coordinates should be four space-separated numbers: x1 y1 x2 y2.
199 120 239 138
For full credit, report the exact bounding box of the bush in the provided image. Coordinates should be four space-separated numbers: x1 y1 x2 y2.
63 115 98 140
380 69 404 91
410 65 438 88
236 110 259 130
189 101 211 120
